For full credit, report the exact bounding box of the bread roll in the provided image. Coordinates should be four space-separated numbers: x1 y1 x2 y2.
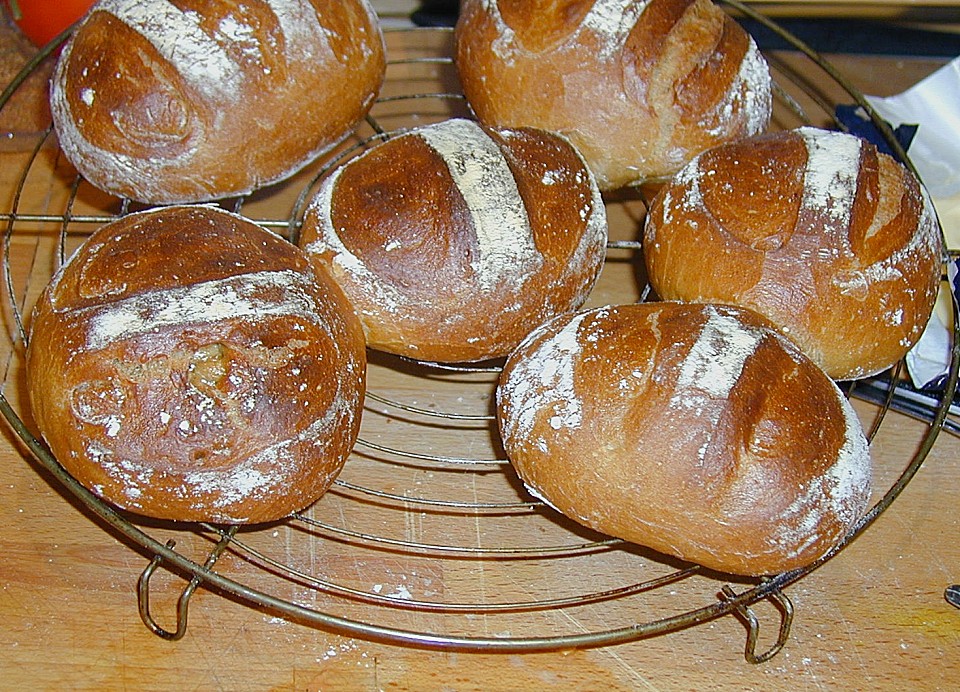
26 205 366 524
50 0 386 204
298 118 608 363
497 302 872 576
454 0 772 190
643 127 943 381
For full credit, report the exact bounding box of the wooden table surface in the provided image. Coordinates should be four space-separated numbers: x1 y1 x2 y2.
1 12 959 692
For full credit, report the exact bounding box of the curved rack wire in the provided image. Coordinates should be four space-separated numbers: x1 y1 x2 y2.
0 2 957 661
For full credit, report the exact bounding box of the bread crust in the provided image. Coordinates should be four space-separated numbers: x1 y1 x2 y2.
299 118 608 363
643 127 943 380
454 0 772 190
50 0 386 204
26 205 367 524
497 302 872 576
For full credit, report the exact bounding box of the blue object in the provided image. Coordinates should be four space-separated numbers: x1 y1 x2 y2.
834 104 919 162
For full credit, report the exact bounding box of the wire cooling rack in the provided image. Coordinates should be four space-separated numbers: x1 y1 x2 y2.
0 2 957 661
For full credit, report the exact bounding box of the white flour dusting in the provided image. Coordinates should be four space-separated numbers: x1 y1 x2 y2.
664 306 764 465
859 169 942 284
702 36 772 137
186 380 356 514
673 154 705 214
559 147 608 287
829 398 872 525
267 0 331 62
772 388 871 557
89 442 155 506
798 127 941 310
80 330 361 519
183 464 273 508
306 167 409 317
483 0 651 62
97 0 242 102
798 127 862 235
81 269 323 351
737 39 773 135
672 306 762 403
501 311 589 447
580 0 651 61
216 14 256 46
417 119 539 292
483 0 519 61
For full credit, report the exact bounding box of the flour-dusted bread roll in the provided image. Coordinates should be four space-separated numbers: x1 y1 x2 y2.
643 127 943 381
454 0 772 190
298 118 608 363
497 302 871 575
498 302 873 577
50 0 386 204
26 206 367 524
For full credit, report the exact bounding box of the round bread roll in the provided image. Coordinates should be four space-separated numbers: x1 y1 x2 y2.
643 126 943 381
497 302 872 576
454 0 772 190
26 205 367 524
50 0 386 204
298 118 608 363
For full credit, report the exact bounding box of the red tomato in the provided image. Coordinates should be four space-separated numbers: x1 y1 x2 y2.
5 0 95 48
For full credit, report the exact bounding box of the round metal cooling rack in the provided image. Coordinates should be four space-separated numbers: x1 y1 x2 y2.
1 2 957 662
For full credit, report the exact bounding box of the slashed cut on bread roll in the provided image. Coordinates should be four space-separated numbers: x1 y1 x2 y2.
50 0 386 204
643 127 943 381
454 0 772 190
497 302 873 577
298 118 608 363
26 206 367 524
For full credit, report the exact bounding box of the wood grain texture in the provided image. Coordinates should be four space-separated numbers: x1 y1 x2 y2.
1 18 959 691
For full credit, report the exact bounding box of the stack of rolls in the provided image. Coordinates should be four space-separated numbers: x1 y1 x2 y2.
495 125 943 575
29 1 945 578
642 127 943 380
29 0 395 524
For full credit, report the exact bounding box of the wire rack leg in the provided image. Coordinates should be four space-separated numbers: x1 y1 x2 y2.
946 585 960 609
721 585 795 664
137 527 239 641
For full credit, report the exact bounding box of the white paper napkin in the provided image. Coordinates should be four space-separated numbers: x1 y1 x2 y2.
863 57 960 389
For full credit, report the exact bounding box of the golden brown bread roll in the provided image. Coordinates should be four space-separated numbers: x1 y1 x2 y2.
497 302 873 577
298 118 608 363
50 0 386 204
454 0 772 190
643 126 943 381
26 205 367 524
